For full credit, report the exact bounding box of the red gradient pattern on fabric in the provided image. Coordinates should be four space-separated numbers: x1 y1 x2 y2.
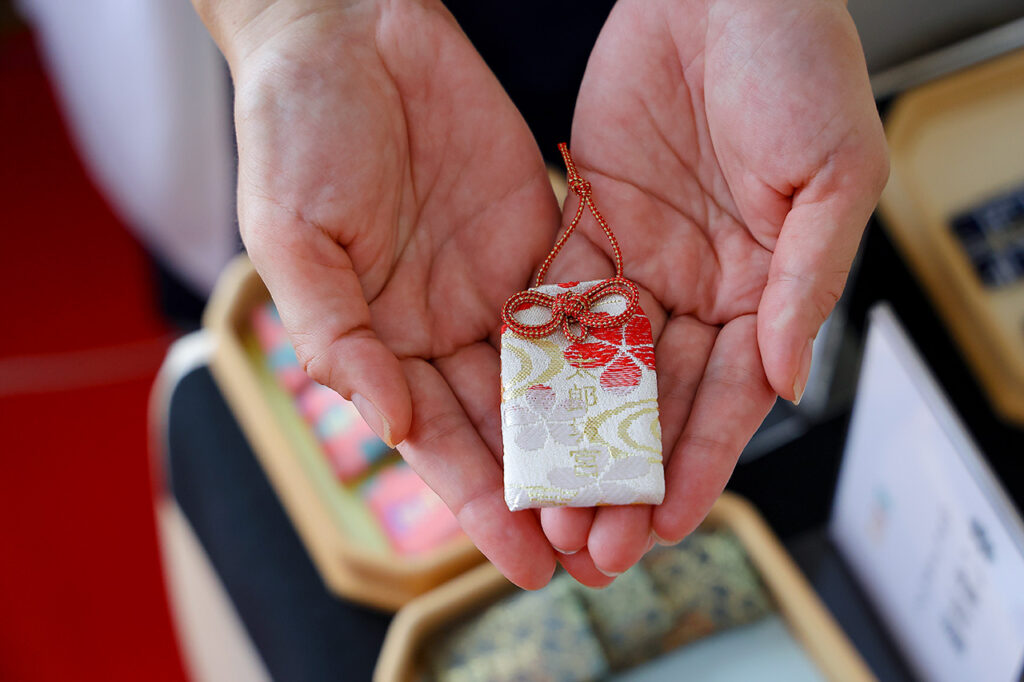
563 313 657 394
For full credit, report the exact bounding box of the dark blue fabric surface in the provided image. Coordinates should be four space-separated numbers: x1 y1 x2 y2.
167 367 391 682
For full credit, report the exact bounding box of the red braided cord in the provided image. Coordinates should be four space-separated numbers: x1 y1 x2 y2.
534 143 624 287
502 144 639 343
502 276 640 343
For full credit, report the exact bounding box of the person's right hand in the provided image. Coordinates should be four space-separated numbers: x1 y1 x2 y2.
194 0 563 588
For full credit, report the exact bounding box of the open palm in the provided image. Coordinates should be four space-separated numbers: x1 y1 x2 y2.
539 0 888 584
226 1 563 588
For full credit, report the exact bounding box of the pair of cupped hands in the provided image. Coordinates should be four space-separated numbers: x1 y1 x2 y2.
196 0 887 588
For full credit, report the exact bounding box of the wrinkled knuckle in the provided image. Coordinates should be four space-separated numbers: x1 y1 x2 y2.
415 409 465 452
451 484 493 525
294 338 334 389
684 432 733 454
812 278 845 327
703 362 766 396
659 368 700 406
776 266 847 329
769 268 814 291
238 212 296 263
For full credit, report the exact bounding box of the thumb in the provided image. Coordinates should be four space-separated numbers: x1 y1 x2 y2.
243 209 412 446
757 148 888 404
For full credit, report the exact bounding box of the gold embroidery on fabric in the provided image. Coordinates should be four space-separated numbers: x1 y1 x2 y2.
506 343 532 394
649 413 662 445
504 338 566 400
569 384 598 407
581 399 661 459
566 365 595 382
616 406 662 456
520 485 575 505
572 448 602 477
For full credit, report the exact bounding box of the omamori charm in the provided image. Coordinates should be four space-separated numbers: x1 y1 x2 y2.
500 144 664 511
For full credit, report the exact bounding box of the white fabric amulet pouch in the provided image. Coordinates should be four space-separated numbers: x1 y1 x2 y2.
499 144 664 512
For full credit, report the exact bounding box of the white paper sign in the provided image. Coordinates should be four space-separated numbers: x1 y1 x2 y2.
830 305 1024 682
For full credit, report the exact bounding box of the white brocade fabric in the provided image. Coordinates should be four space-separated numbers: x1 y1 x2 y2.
501 279 664 511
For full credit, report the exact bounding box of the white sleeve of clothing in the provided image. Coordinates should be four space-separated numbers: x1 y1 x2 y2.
18 0 236 295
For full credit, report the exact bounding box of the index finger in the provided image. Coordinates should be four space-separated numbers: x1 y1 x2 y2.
397 357 557 590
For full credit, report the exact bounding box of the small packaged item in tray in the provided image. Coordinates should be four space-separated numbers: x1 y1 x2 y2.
428 577 609 682
250 302 309 394
297 381 392 482
643 529 773 646
362 463 463 556
575 566 673 670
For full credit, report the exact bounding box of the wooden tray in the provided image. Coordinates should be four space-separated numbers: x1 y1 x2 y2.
374 492 874 682
203 255 483 611
879 49 1024 424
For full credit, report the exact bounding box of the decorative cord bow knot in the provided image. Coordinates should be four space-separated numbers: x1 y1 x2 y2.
501 143 642 342
567 175 592 198
502 276 640 343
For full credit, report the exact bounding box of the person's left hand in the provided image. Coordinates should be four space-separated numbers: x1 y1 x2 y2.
540 0 888 585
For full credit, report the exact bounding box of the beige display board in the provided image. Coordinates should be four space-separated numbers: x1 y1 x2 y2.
374 492 874 682
203 256 484 611
879 49 1024 424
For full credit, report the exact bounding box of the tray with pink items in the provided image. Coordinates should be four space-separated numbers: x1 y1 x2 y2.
204 255 483 611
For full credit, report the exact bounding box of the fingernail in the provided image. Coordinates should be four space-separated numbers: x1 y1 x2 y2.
651 531 674 547
596 567 622 578
793 339 814 405
352 393 393 447
554 546 579 555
